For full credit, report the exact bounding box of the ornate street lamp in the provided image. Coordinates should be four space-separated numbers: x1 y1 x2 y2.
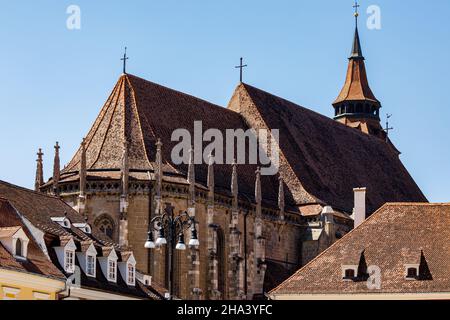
144 203 199 300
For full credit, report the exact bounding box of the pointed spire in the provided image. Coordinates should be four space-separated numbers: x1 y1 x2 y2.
187 146 195 204
350 1 363 59
231 160 238 210
122 140 129 198
52 142 61 195
79 138 87 196
350 26 364 60
207 152 215 205
34 148 44 192
255 167 262 218
155 139 163 198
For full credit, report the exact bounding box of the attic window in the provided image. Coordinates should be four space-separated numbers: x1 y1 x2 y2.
108 259 117 282
127 263 135 286
342 265 358 281
15 239 23 257
65 249 75 273
405 264 420 280
51 217 72 229
86 254 96 277
344 269 355 279
73 223 92 235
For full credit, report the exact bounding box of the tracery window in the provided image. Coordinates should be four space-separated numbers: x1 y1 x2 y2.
94 214 115 239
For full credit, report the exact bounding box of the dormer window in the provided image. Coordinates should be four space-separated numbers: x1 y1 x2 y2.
51 217 72 229
54 237 77 274
404 264 420 280
108 259 117 282
65 249 75 273
341 265 358 281
73 223 92 234
76 242 97 278
344 269 355 279
0 227 30 261
118 252 136 286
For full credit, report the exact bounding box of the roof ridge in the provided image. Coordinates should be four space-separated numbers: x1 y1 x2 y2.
90 76 126 169
123 75 155 170
0 180 61 201
125 73 240 116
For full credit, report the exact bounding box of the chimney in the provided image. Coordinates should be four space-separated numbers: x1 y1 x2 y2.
353 188 367 228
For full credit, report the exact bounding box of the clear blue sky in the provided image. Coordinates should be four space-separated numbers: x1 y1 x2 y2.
0 0 448 202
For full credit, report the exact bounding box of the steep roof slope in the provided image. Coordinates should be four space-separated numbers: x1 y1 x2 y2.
228 83 427 213
0 198 65 280
0 180 115 247
271 203 450 295
62 74 280 205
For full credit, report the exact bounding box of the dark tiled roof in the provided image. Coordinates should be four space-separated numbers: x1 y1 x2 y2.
0 198 65 280
271 203 450 295
61 74 280 207
229 83 427 213
60 74 425 214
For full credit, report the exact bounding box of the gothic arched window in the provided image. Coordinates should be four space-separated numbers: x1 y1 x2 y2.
94 214 115 239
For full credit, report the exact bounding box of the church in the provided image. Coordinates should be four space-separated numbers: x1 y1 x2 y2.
35 9 426 300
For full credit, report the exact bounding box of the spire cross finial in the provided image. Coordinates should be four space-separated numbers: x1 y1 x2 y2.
385 114 394 141
121 47 129 74
353 1 360 26
235 57 248 83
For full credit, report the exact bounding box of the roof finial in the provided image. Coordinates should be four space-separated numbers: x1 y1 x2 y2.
121 47 129 74
353 0 360 27
384 114 394 142
35 148 44 192
350 1 364 60
235 57 248 83
53 142 61 196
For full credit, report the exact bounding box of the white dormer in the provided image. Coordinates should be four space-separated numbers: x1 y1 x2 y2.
73 223 92 234
54 238 77 274
0 227 30 260
51 216 72 229
98 248 118 283
118 253 136 286
76 243 97 278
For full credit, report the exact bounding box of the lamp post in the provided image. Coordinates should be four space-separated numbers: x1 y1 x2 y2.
144 203 199 300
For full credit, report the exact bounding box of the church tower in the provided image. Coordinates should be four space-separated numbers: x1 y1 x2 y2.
333 3 384 138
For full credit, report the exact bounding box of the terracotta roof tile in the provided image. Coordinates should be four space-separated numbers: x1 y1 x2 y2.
271 203 450 295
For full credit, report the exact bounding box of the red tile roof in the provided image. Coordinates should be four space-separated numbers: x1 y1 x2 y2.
270 203 450 296
0 198 65 280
